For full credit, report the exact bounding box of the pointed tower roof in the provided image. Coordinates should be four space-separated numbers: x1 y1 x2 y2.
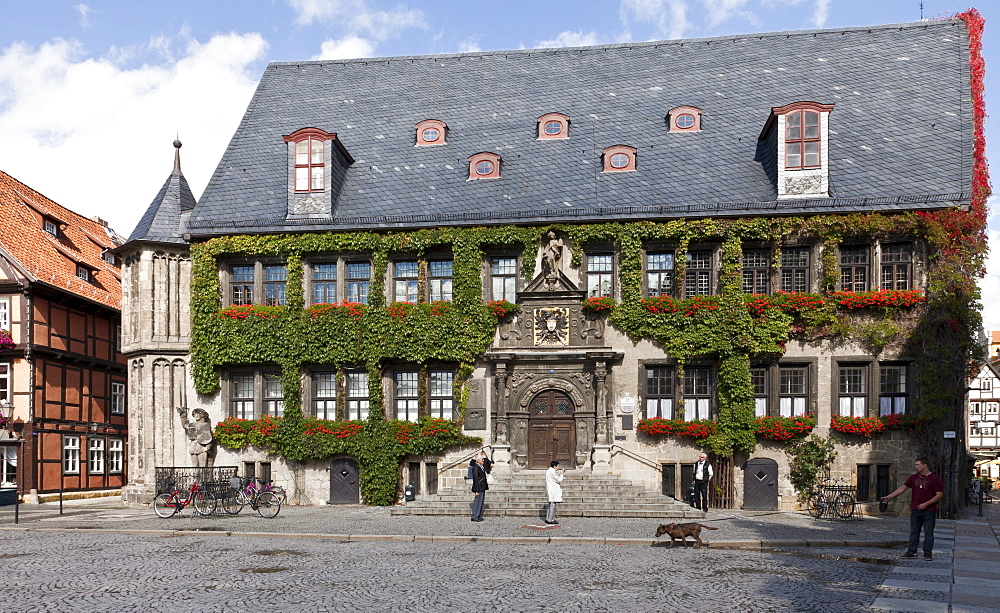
124 139 197 245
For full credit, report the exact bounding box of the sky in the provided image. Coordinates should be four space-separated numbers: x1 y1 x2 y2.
0 0 997 325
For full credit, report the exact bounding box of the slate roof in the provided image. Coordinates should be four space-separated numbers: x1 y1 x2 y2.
183 18 974 237
126 142 197 244
0 169 123 309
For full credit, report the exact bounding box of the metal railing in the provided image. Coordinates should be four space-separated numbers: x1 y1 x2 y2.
609 444 663 473
154 466 239 496
438 445 493 474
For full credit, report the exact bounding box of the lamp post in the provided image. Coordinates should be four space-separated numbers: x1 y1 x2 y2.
0 399 11 434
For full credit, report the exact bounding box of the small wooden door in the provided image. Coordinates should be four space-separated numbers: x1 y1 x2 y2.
743 457 779 510
329 458 360 504
527 390 575 469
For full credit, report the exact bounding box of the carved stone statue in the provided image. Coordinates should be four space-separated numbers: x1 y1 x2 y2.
541 231 564 282
178 407 215 467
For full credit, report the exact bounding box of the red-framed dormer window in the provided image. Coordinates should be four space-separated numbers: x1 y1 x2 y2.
602 145 637 173
468 152 501 180
537 112 569 140
416 119 447 146
773 102 834 170
283 128 334 192
667 106 701 132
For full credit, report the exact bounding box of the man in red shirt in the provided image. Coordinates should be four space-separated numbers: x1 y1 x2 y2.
881 457 945 560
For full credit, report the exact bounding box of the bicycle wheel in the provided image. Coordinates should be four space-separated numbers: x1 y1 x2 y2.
255 491 281 518
269 485 286 504
193 490 217 516
807 493 825 518
834 493 857 519
153 493 177 518
223 493 244 515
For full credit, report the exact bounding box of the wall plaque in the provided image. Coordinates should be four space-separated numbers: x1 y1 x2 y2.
465 408 487 431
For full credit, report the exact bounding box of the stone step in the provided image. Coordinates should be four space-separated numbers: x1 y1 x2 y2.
403 500 690 510
419 494 677 503
390 507 699 518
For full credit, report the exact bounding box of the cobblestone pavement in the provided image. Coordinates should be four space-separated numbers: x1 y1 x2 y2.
1 528 894 613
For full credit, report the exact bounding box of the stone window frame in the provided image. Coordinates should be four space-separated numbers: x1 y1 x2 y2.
345 369 371 420
415 119 447 146
642 363 676 419
537 112 570 140
683 248 716 297
387 252 454 304
304 256 373 305
391 368 420 421
667 106 702 132
838 245 871 293
601 145 637 173
584 248 616 299
750 359 818 418
741 246 771 294
683 363 714 421
308 370 338 420
222 259 289 307
880 242 914 291
392 259 420 303
485 251 521 303
468 152 501 180
780 245 812 293
643 244 677 298
878 362 909 416
224 368 283 420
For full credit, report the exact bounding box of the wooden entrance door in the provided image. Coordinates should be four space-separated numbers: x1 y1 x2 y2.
329 458 360 504
743 457 778 510
527 390 575 469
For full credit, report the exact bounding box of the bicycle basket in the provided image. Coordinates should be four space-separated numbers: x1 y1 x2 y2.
230 476 243 490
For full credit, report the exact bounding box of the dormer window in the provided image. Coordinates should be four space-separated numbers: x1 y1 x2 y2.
76 265 91 282
468 152 501 180
44 219 58 236
667 106 702 132
282 128 335 192
760 101 834 199
415 119 447 146
602 145 637 172
537 113 569 140
102 251 117 266
785 111 820 169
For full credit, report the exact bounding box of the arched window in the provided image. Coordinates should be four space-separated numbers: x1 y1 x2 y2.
601 145 637 172
537 112 570 140
770 101 834 170
283 128 335 192
467 152 501 180
415 119 447 146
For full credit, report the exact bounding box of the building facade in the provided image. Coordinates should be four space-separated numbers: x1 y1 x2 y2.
969 363 1000 481
120 14 987 513
0 170 127 500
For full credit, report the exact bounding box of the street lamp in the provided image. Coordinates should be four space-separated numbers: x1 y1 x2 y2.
0 399 10 432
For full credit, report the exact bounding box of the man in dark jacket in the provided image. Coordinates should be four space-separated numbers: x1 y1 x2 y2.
468 453 493 522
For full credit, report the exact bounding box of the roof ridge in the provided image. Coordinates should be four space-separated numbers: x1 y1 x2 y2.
266 18 962 67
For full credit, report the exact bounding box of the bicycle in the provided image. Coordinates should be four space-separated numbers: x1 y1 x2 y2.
153 479 217 518
222 476 282 518
806 479 856 519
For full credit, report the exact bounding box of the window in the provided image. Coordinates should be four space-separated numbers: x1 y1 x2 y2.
263 374 283 417
971 402 982 415
838 364 867 417
780 247 809 293
76 266 91 282
108 438 123 474
876 464 892 499
467 152 501 180
684 251 713 297
779 366 808 417
312 264 337 304
312 372 338 420
751 367 768 418
395 371 419 421
602 145 637 172
667 106 702 132
983 378 993 391
586 254 614 298
429 369 454 419
537 113 569 140
490 257 518 302
293 135 324 191
63 435 80 474
102 251 117 265
0 297 9 331
839 246 869 292
881 243 912 290
230 373 255 419
393 261 419 303
742 249 770 294
785 110 820 169
857 464 872 501
88 437 105 474
2 445 17 486
346 261 371 304
264 266 287 306
684 367 712 420
879 365 907 415
230 265 254 305
44 219 59 236
645 366 674 419
111 382 126 415
428 260 453 302
646 252 674 297
415 119 447 146
0 363 9 404
346 371 369 420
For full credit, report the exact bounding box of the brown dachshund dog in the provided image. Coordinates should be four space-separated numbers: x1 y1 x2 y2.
655 522 718 548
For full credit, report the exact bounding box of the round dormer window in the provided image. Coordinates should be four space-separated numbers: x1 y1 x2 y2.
422 128 440 142
476 161 495 175
675 114 695 129
544 121 562 135
610 153 630 168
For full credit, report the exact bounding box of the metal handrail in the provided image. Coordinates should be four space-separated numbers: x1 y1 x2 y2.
609 444 663 473
438 445 493 474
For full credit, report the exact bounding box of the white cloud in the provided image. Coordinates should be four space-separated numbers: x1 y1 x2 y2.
313 35 376 60
0 33 267 238
811 0 831 27
701 0 754 29
538 31 601 49
74 3 92 28
457 38 481 53
620 0 689 40
286 0 426 41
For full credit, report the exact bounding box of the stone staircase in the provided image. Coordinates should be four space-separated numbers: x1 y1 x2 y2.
391 470 703 519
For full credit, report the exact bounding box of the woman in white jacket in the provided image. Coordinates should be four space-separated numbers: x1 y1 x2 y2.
545 460 565 525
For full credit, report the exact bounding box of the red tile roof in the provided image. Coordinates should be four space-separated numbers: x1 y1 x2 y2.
0 169 122 309
990 331 1000 344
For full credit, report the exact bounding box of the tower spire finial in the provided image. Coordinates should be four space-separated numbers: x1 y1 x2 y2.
172 137 183 176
